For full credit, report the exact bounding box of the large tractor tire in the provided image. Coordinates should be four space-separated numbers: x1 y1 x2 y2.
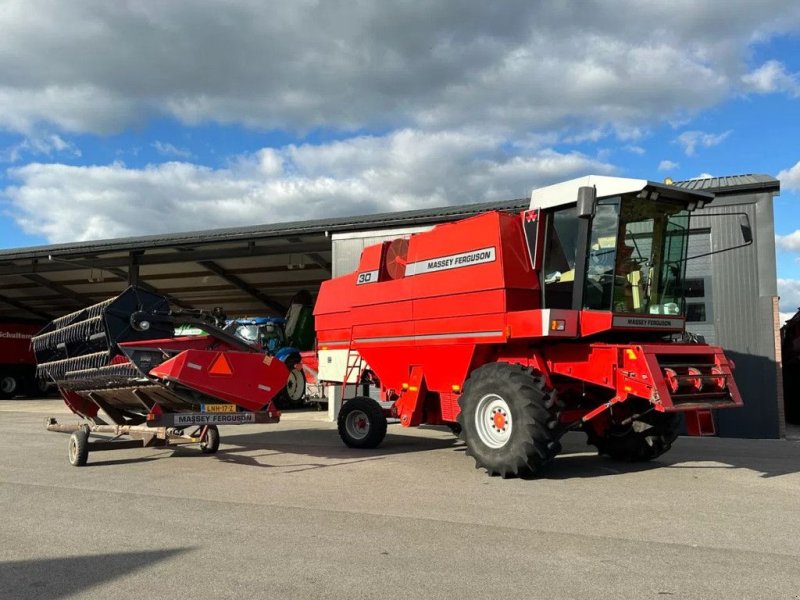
458 362 562 478
586 409 681 462
337 396 387 449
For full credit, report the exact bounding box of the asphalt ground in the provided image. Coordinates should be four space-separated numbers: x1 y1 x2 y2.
1 398 799 600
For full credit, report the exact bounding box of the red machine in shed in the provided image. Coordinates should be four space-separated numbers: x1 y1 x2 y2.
315 175 746 478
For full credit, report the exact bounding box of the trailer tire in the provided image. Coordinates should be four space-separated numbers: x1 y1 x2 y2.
338 396 387 449
0 371 21 399
458 362 562 478
68 429 89 467
200 425 220 454
587 409 681 462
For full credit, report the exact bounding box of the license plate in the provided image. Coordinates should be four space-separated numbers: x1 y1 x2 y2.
203 403 236 413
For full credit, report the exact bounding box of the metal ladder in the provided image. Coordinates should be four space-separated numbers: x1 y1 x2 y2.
340 337 364 401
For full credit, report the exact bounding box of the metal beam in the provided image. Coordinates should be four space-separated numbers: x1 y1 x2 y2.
0 292 54 320
0 241 332 276
305 252 332 274
198 261 286 315
22 273 93 308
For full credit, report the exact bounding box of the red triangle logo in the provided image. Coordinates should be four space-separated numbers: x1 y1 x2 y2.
209 353 233 375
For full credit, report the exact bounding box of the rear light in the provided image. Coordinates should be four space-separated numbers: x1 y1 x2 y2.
664 368 679 394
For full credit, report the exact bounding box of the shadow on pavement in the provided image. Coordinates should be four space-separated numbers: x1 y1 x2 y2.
0 548 190 600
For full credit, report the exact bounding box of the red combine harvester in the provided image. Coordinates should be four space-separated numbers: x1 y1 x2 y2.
34 288 288 466
315 175 746 477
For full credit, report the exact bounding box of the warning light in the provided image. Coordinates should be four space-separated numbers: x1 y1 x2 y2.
209 353 233 375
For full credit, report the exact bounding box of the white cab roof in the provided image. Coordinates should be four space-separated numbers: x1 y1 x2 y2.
530 175 651 210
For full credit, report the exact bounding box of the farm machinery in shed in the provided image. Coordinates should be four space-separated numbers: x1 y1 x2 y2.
314 175 747 477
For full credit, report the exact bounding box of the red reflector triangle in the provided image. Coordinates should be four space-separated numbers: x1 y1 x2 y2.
209 353 233 375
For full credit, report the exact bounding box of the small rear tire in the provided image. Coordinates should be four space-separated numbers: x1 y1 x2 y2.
587 409 681 462
201 425 220 454
68 429 89 467
337 397 387 449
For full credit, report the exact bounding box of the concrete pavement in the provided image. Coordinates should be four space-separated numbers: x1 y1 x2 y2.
1 398 799 599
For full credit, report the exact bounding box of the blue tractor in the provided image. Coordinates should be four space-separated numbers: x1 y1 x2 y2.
231 316 305 408
230 290 316 409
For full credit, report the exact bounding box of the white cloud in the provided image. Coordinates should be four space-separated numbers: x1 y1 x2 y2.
1 133 81 163
694 173 715 179
152 141 192 159
777 160 800 191
625 145 646 155
778 278 800 315
0 1 797 135
776 230 800 252
742 60 800 96
675 130 732 156
4 130 615 243
658 159 679 171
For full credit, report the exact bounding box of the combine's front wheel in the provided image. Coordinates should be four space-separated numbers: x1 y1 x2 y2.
338 397 387 449
458 363 562 478
586 408 681 462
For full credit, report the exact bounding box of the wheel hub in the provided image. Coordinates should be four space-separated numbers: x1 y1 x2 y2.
345 410 370 440
475 393 512 449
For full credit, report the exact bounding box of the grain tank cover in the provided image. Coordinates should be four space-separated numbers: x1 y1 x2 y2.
530 175 714 211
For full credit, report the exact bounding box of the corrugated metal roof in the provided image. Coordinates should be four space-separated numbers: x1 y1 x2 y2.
674 173 779 194
0 197 528 261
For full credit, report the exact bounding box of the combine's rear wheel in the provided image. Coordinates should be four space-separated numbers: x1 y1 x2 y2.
458 362 562 478
586 409 681 462
68 428 89 467
337 397 387 449
200 425 220 454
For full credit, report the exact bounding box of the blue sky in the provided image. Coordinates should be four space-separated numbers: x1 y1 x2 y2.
1 1 799 317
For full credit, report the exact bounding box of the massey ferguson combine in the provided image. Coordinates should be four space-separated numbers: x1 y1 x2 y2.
34 287 288 466
315 175 746 478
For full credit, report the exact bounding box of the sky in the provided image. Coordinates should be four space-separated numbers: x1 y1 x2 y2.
1 1 800 319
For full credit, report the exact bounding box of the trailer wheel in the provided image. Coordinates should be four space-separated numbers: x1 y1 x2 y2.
337 396 387 449
587 409 681 462
68 429 89 467
458 362 562 478
200 425 220 454
0 371 21 399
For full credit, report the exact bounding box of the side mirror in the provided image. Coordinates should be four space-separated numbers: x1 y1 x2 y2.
577 186 596 219
739 214 753 245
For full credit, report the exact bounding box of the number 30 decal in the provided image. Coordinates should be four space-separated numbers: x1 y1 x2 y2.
356 270 379 285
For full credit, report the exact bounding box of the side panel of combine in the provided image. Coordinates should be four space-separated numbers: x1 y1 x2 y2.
316 211 539 396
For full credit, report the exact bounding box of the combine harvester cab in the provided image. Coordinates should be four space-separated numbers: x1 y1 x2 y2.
34 287 288 466
315 175 746 478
